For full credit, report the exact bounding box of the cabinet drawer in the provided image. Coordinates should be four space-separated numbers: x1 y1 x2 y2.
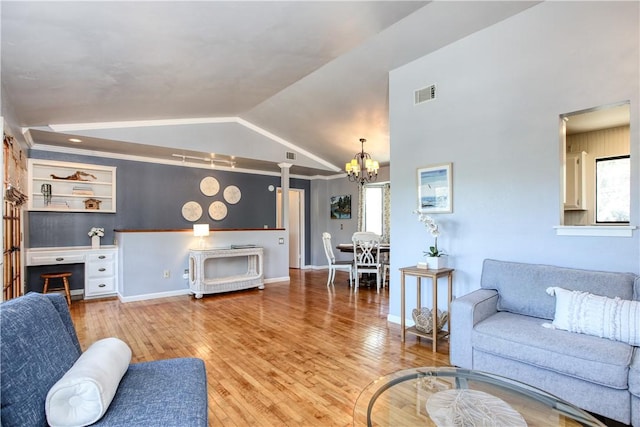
86 261 114 277
86 277 115 295
87 252 115 262
28 253 85 266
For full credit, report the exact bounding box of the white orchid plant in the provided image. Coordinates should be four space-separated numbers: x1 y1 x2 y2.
413 210 445 257
88 227 104 238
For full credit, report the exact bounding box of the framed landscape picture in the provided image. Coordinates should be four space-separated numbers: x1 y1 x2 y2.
417 163 452 213
330 194 351 219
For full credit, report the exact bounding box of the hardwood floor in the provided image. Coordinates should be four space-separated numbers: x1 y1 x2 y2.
70 269 451 426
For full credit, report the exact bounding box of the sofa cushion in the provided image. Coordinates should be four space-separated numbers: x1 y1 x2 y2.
480 259 636 319
46 337 132 427
1 293 82 426
545 286 640 346
473 312 633 389
93 358 208 426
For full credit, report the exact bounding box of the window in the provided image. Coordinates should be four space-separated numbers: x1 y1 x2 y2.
596 155 630 223
364 186 383 235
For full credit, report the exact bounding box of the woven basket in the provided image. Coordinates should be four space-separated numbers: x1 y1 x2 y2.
412 307 448 334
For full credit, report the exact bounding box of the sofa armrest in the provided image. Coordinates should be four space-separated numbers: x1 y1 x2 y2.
449 289 498 369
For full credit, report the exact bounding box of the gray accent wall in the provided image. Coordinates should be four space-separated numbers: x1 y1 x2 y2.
388 2 639 322
26 150 311 271
25 150 312 290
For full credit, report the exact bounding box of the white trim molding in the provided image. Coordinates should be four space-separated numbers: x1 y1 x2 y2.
554 225 636 237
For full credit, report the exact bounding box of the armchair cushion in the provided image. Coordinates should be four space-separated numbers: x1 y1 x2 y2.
46 338 131 427
1 293 81 426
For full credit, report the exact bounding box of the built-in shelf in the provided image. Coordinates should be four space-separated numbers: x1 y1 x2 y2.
28 159 116 213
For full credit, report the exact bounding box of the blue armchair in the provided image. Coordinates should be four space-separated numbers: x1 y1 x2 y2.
1 293 208 426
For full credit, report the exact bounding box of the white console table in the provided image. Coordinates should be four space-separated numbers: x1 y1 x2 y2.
26 246 118 298
188 247 264 298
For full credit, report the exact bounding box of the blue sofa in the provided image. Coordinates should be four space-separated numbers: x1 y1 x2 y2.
1 292 208 426
450 259 639 426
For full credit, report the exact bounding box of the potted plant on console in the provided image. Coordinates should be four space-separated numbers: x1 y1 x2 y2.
413 210 446 269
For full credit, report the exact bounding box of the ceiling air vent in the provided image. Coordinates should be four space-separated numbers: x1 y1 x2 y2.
285 152 296 160
414 84 436 105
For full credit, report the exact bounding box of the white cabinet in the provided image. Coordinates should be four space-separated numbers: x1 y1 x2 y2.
85 250 117 297
565 151 587 210
26 246 118 298
28 159 116 212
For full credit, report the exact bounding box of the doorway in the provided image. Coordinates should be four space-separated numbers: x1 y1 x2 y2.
276 188 305 269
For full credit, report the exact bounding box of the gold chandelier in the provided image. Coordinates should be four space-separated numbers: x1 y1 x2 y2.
345 138 379 185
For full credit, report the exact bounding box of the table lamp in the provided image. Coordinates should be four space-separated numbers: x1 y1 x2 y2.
193 224 210 249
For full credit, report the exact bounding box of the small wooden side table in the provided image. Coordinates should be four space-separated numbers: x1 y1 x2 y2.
399 266 454 351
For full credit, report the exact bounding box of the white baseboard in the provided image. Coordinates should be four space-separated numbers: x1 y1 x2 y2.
118 288 191 303
387 314 412 326
264 276 290 284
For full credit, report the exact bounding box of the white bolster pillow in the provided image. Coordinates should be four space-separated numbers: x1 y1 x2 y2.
46 337 131 427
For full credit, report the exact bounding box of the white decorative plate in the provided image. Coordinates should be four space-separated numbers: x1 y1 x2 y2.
199 176 220 196
223 185 241 204
208 201 228 221
426 389 526 427
181 201 203 222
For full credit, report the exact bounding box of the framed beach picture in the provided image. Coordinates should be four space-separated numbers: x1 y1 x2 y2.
330 194 351 219
417 163 452 213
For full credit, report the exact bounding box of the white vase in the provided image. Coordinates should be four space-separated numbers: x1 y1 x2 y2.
425 256 446 270
91 235 100 249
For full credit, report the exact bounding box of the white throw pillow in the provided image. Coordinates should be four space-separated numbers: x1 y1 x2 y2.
46 337 131 427
545 286 640 346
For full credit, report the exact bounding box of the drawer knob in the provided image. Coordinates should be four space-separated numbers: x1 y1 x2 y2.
98 268 106 272
98 284 106 288
55 257 64 261
98 255 106 259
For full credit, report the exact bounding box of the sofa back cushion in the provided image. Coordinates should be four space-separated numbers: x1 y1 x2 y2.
480 259 636 319
1 293 81 426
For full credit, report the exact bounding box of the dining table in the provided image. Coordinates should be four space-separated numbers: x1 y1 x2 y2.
335 243 391 253
336 243 390 288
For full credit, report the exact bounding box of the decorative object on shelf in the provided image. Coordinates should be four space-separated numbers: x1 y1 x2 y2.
208 201 228 220
330 194 351 219
41 183 52 206
199 176 220 196
345 138 379 185
181 201 203 222
193 224 210 249
50 170 97 181
223 185 241 204
83 198 102 210
417 163 453 213
88 227 104 249
426 389 526 427
412 307 448 334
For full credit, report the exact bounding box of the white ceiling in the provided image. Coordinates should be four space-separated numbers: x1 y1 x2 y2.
1 1 539 177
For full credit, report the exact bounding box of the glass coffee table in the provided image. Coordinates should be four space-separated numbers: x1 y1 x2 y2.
354 367 604 426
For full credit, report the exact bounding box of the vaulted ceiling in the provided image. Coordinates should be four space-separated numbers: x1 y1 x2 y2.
1 1 538 177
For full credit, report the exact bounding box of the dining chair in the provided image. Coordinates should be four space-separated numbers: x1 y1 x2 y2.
322 232 353 287
352 231 382 293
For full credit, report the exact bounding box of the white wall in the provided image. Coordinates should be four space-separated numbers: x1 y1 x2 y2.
116 229 288 301
388 2 639 321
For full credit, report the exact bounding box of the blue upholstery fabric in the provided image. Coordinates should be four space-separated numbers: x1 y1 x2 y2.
95 358 208 426
448 289 498 369
473 311 633 388
480 259 636 319
1 293 208 427
1 293 81 426
451 259 639 425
